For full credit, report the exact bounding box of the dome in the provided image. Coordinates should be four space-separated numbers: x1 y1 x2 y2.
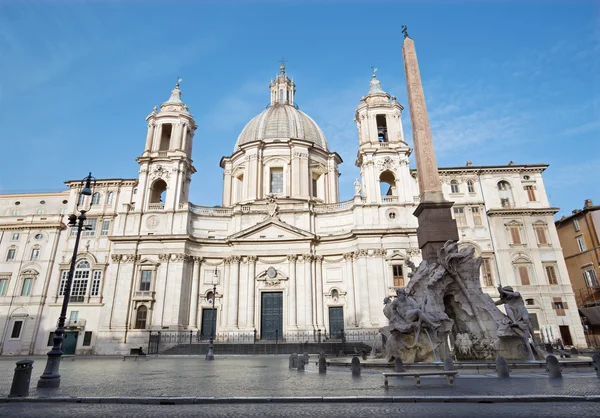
234 104 329 151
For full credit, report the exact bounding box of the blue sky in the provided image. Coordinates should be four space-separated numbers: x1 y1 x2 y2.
0 0 597 217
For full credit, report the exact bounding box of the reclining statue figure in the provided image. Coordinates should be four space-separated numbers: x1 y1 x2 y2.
495 285 539 346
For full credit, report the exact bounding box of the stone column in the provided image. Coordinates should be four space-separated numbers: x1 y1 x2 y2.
356 251 371 327
287 255 298 330
222 169 232 207
344 253 358 327
222 259 230 326
172 121 183 150
315 255 324 330
227 256 241 328
402 30 458 261
188 257 202 328
144 122 155 153
246 256 257 330
303 254 314 330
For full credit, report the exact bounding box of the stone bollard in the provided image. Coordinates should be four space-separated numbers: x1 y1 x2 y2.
291 353 298 369
546 355 562 379
351 356 361 377
394 357 405 372
570 347 579 356
297 356 305 371
495 356 510 378
443 357 455 371
592 354 600 378
303 352 309 365
318 351 327 374
289 354 294 369
9 360 34 397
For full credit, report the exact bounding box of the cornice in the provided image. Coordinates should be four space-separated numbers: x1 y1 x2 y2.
0 222 66 231
486 207 559 217
410 164 548 177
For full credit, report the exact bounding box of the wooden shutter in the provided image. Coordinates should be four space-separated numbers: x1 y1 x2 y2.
510 226 521 244
518 266 530 285
535 226 548 244
545 265 557 285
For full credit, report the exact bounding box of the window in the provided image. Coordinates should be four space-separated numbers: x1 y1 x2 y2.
545 264 558 285
140 270 152 291
312 178 318 198
497 181 513 208
91 192 101 205
235 175 244 202
467 180 475 193
270 168 284 194
481 258 494 287
0 279 8 296
59 270 69 296
11 232 20 241
509 225 522 245
10 321 23 339
159 123 172 151
12 209 19 216
6 248 16 261
34 233 43 240
135 306 148 329
576 236 587 252
515 262 531 285
70 311 79 321
526 298 535 306
37 209 45 215
30 248 40 261
534 224 548 245
497 181 509 191
83 331 92 346
524 185 536 201
47 332 55 346
150 180 167 204
500 198 511 208
107 192 114 205
91 270 102 296
70 260 90 302
472 207 482 226
584 268 599 288
101 219 110 236
450 180 459 193
553 297 567 316
83 218 97 237
379 171 396 197
376 115 388 142
21 278 33 296
573 218 580 232
453 207 466 226
393 265 404 287
78 194 85 206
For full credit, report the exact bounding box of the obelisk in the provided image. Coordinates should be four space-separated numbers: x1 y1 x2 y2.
401 25 458 262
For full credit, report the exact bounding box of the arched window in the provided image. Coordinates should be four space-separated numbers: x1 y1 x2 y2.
78 194 85 206
279 89 284 103
467 180 475 193
497 181 513 208
135 305 148 329
513 257 532 286
207 291 214 304
91 192 101 205
71 260 91 302
159 124 172 151
450 180 459 193
107 192 114 205
331 289 339 302
379 171 396 197
150 180 167 204
235 174 244 203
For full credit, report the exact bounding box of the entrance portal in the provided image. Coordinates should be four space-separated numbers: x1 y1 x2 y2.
559 325 573 346
329 307 344 339
62 331 78 355
201 309 217 340
261 292 283 340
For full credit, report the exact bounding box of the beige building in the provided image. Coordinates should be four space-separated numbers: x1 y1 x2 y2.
555 199 600 346
0 67 587 355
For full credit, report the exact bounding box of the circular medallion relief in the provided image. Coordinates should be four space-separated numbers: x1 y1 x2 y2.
146 215 160 230
267 266 277 279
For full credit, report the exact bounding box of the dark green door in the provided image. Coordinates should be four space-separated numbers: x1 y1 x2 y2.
201 309 217 340
329 307 344 339
261 292 283 340
62 331 78 354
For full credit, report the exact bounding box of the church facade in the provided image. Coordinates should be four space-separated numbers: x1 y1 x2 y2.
0 65 586 355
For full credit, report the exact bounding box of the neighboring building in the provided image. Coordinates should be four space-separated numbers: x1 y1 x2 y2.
0 67 587 356
556 199 600 346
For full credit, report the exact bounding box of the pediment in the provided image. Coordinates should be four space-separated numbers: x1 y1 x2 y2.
138 258 160 266
229 218 314 242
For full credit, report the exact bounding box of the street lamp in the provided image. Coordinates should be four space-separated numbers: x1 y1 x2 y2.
38 173 95 389
205 266 219 360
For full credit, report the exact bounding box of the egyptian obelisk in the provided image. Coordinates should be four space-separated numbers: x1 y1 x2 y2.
401 26 459 262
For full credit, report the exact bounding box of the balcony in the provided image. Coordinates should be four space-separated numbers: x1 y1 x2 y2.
133 291 155 301
381 196 399 203
65 318 86 329
148 203 165 211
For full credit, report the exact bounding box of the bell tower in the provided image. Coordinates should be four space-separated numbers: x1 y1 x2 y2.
135 80 197 212
354 70 414 205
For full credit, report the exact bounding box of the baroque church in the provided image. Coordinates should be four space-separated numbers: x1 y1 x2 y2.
0 62 587 355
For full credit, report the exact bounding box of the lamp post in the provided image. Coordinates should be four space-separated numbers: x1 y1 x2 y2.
38 173 95 389
206 266 219 360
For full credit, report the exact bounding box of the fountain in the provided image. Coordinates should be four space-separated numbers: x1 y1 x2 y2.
380 241 542 362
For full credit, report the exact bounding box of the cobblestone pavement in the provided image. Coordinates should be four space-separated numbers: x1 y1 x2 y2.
1 402 599 417
1 356 599 398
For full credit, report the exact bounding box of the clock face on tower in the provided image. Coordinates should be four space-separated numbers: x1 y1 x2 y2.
267 267 277 279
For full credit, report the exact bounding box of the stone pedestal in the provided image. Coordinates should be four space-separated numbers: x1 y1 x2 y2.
413 197 458 262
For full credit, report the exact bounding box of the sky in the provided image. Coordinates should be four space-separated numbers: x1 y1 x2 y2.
0 0 598 217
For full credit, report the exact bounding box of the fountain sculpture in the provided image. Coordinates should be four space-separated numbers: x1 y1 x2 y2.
380 241 539 362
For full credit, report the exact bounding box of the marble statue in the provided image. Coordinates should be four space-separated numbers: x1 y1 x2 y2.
354 179 362 197
379 240 540 362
